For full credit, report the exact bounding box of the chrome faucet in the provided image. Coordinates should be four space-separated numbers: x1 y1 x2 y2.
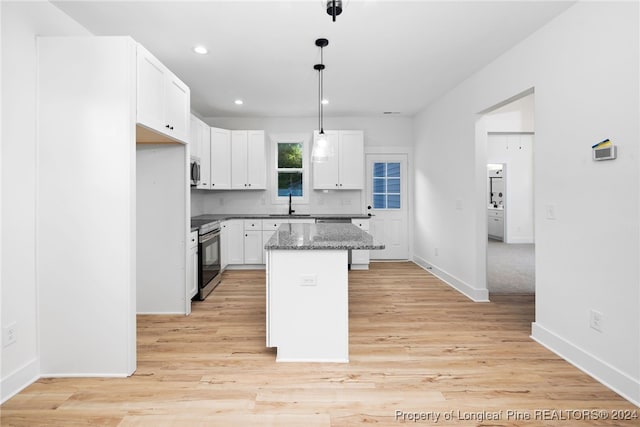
288 192 295 215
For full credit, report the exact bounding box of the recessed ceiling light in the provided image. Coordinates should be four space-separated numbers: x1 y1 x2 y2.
321 99 329 105
193 45 208 55
234 99 243 105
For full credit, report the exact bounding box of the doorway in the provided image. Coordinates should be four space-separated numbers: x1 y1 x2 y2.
365 154 409 260
481 93 536 295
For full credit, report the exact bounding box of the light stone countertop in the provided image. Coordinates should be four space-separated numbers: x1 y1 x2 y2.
264 223 385 251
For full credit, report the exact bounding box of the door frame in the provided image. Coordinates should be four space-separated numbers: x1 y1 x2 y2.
363 147 414 261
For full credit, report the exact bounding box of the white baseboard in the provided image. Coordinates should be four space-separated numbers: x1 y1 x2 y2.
224 264 266 270
413 256 489 302
40 373 129 378
506 237 534 244
531 322 640 406
1 357 40 404
136 311 185 315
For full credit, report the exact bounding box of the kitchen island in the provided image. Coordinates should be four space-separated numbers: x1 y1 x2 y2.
264 223 384 362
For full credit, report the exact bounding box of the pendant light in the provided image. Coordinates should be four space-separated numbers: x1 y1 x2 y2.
312 38 330 163
325 0 345 22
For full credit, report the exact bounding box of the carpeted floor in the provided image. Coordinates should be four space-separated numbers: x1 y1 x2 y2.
487 238 535 294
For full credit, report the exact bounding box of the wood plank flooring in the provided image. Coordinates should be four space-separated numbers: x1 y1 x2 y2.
2 262 638 426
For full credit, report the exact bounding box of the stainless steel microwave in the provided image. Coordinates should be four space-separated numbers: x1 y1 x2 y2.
190 156 201 186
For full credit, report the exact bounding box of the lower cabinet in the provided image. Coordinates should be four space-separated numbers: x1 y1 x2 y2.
351 219 370 269
488 209 504 241
224 220 245 265
187 231 198 299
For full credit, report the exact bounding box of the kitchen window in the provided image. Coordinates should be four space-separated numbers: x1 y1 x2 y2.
272 136 309 204
372 162 401 209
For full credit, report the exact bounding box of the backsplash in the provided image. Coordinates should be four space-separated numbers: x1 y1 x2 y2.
191 189 364 216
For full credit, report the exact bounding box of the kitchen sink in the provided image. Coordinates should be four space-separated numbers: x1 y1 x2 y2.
268 214 311 217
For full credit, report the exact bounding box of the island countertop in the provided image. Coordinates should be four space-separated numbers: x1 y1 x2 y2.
265 223 385 251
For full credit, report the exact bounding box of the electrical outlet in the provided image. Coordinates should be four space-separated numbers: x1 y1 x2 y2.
434 247 439 256
219 197 224 206
300 274 317 286
544 204 556 220
3 323 17 347
590 309 603 332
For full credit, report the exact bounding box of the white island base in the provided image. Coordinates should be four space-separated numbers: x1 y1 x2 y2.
266 250 349 363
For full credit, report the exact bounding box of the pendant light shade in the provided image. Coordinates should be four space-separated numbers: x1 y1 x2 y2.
312 38 331 163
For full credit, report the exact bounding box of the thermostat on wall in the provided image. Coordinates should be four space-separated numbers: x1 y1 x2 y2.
592 139 617 161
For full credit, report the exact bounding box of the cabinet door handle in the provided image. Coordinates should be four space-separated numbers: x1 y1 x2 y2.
335 183 339 187
339 183 343 187
170 126 174 130
165 124 170 128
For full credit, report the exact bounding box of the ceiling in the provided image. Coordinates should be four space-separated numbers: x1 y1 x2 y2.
52 1 573 118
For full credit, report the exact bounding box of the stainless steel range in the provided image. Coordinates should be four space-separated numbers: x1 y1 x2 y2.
191 219 221 300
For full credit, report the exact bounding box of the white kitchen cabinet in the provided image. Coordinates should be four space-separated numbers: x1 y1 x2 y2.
488 209 504 241
231 130 266 189
210 127 232 189
187 231 198 299
244 231 263 264
312 130 364 190
221 221 229 270
243 220 264 264
351 218 370 269
190 115 211 190
225 220 245 265
137 44 190 143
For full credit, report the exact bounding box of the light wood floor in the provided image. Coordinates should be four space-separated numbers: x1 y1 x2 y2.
2 262 638 426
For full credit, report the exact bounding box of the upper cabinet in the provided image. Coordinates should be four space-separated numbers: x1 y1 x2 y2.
137 45 190 144
312 130 364 190
190 115 211 189
231 131 266 189
211 127 232 189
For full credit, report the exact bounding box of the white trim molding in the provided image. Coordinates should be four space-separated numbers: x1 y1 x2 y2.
413 256 489 302
1 358 40 404
532 322 640 406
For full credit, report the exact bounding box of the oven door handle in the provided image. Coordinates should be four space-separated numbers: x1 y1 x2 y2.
199 230 220 244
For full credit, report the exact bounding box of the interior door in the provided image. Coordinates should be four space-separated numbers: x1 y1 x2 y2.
365 154 409 260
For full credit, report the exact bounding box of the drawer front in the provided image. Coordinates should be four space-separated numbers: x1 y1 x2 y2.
263 219 289 231
244 219 263 231
288 219 315 224
351 219 370 231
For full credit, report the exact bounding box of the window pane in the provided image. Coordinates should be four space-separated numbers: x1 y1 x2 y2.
278 143 303 169
373 162 386 178
387 178 400 193
387 162 400 177
373 194 386 209
373 178 386 193
388 194 401 209
278 172 303 197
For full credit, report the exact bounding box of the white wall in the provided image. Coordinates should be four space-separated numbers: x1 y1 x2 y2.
485 93 535 132
191 116 413 216
1 2 91 402
137 144 187 314
413 2 639 404
37 36 137 378
487 134 534 243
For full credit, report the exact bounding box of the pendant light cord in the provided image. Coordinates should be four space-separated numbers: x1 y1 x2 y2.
320 46 324 134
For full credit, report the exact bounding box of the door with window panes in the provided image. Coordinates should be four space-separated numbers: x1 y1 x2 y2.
365 154 409 259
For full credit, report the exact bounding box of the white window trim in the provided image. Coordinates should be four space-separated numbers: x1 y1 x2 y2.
270 133 310 204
